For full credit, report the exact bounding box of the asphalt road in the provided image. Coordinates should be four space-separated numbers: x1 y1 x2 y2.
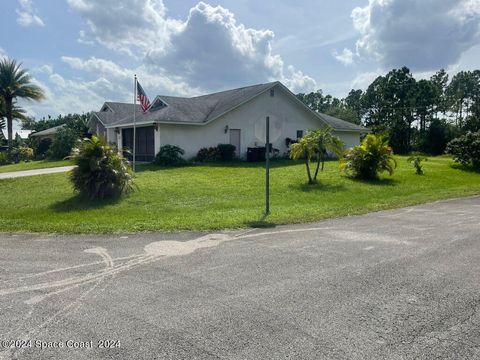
0 197 479 360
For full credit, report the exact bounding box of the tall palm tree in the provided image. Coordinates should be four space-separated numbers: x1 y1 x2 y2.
0 58 44 148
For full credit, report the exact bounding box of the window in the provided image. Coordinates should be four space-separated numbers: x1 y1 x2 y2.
270 88 275 97
296 130 303 138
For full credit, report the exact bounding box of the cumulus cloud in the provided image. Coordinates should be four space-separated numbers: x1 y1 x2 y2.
352 0 480 71
333 48 354 66
68 0 316 93
16 0 45 27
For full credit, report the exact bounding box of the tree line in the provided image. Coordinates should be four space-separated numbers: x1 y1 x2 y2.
297 67 480 154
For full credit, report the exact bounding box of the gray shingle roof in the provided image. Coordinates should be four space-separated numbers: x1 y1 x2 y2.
317 112 368 132
92 82 369 133
30 124 65 137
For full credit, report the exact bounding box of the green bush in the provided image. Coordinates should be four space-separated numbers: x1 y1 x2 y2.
341 134 397 180
47 128 79 160
70 136 134 200
18 147 34 162
0 152 10 165
196 146 220 162
217 144 236 161
154 145 186 166
35 138 52 159
446 131 480 170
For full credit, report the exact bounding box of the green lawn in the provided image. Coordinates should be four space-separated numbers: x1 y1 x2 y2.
0 159 73 173
0 156 479 234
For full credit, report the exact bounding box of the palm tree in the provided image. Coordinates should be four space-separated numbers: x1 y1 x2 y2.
309 128 344 180
290 127 344 184
0 58 44 148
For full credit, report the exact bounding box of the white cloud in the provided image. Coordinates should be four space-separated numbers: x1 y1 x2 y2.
333 48 354 66
0 47 6 59
350 70 383 90
16 0 45 27
68 0 316 93
351 0 480 71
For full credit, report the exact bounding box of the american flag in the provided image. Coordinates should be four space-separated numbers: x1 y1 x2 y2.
136 81 151 112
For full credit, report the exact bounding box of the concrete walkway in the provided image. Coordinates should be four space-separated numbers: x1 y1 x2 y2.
0 165 76 179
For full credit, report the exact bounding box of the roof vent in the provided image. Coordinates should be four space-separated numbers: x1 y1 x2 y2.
270 88 275 97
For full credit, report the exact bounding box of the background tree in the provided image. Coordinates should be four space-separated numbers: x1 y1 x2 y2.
0 58 44 148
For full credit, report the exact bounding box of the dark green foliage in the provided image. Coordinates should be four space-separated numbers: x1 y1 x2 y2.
154 145 185 166
0 152 9 165
417 119 458 155
47 127 79 160
196 146 221 162
408 155 427 175
217 144 236 161
21 113 90 135
35 138 52 159
70 136 134 200
341 134 397 180
446 131 480 170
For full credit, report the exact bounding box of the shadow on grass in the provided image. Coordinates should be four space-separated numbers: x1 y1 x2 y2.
450 163 480 173
347 176 397 186
50 194 121 212
244 214 277 229
289 182 346 193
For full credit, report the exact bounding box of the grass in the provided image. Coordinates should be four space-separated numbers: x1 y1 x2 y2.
0 156 479 234
0 159 73 173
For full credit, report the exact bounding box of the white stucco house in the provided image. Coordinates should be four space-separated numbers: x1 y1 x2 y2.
88 81 369 161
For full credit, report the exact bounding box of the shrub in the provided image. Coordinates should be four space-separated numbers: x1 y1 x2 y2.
407 155 427 175
35 138 52 159
47 127 79 160
18 147 34 162
446 131 480 170
416 119 457 155
0 152 10 165
70 136 134 200
217 144 236 161
196 146 220 162
154 145 186 166
341 134 397 180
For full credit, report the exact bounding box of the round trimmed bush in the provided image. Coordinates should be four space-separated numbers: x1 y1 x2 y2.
70 136 134 199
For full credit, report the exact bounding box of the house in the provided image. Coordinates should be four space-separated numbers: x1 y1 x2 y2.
1 129 32 140
88 81 369 161
29 124 65 141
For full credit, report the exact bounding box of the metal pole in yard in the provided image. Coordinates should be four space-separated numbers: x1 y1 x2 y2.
265 116 270 215
133 74 137 172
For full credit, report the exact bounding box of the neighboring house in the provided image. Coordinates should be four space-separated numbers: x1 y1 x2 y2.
29 124 65 141
89 81 369 161
1 129 32 140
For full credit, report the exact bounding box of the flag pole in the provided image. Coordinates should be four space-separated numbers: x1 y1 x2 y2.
133 74 137 172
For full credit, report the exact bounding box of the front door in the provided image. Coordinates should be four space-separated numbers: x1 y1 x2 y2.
229 129 241 157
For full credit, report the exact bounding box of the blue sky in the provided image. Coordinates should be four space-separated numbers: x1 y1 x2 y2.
1 0 479 120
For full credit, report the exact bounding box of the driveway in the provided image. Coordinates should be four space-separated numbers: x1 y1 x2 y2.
0 166 76 179
0 196 479 359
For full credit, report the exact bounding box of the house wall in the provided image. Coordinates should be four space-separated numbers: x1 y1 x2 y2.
159 85 363 159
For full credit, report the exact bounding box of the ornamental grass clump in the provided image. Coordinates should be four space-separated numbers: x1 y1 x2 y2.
341 134 397 180
70 136 134 200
